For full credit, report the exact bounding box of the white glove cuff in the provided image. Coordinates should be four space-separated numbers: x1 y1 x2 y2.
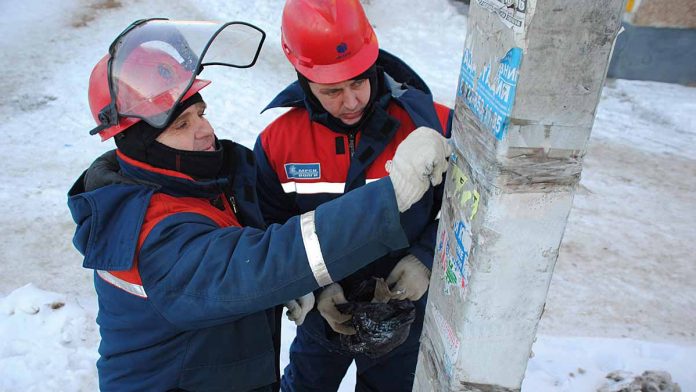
391 173 423 212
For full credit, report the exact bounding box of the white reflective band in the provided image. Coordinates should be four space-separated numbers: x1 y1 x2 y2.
299 211 333 286
282 178 382 194
97 270 148 298
282 182 345 194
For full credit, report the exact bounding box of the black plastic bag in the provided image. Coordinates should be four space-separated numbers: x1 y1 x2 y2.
335 278 416 358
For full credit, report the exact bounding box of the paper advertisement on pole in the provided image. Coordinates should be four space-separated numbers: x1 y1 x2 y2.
477 0 527 31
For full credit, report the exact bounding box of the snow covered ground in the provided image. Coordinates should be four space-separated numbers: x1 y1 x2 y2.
1 0 694 391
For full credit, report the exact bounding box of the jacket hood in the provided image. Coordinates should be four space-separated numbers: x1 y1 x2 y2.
67 143 240 271
262 49 432 113
68 177 155 271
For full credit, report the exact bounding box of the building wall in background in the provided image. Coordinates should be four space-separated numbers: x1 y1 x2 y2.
608 0 696 84
627 0 696 28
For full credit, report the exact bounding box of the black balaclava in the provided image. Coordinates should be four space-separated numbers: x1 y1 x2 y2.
297 64 387 134
115 92 225 179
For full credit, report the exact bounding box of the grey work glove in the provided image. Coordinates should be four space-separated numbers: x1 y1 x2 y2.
284 292 315 326
386 254 431 301
83 149 136 191
317 283 356 335
389 126 451 212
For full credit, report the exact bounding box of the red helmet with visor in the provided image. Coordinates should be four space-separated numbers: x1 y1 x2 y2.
87 18 266 141
88 48 210 141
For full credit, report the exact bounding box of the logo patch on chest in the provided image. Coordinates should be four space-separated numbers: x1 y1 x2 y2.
285 163 321 179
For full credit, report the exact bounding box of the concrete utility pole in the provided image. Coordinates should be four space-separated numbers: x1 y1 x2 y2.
414 1 625 391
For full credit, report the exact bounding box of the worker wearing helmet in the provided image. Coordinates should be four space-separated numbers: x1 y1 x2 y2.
68 20 451 391
254 1 453 390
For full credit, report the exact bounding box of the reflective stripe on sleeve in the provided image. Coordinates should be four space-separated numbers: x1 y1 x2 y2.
299 211 333 287
282 178 382 194
282 182 345 194
97 270 148 298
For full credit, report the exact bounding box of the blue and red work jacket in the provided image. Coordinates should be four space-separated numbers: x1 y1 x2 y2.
253 50 453 358
67 140 414 391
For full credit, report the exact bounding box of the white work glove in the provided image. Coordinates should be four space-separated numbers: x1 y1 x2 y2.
284 292 315 326
386 254 431 301
316 283 356 335
389 126 451 212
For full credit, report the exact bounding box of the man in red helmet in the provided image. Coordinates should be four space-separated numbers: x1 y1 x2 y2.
253 1 453 390
69 19 451 391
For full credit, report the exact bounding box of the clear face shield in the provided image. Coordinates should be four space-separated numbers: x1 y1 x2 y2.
89 18 265 135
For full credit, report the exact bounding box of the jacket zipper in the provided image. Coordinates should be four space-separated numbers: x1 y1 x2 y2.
348 131 356 157
211 192 238 216
227 194 239 215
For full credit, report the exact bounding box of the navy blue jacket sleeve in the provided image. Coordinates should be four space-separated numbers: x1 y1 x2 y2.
138 178 410 330
253 137 299 225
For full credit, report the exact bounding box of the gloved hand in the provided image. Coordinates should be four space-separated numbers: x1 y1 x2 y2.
389 127 451 212
284 292 315 326
83 149 137 191
386 254 431 301
317 283 356 335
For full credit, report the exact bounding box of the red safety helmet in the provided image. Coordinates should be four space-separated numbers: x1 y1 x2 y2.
281 0 379 84
88 46 210 141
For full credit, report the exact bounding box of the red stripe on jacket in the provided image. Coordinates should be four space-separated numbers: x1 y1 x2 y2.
109 191 240 286
260 101 449 186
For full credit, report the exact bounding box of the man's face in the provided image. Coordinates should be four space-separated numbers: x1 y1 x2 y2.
155 102 216 151
308 78 371 125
